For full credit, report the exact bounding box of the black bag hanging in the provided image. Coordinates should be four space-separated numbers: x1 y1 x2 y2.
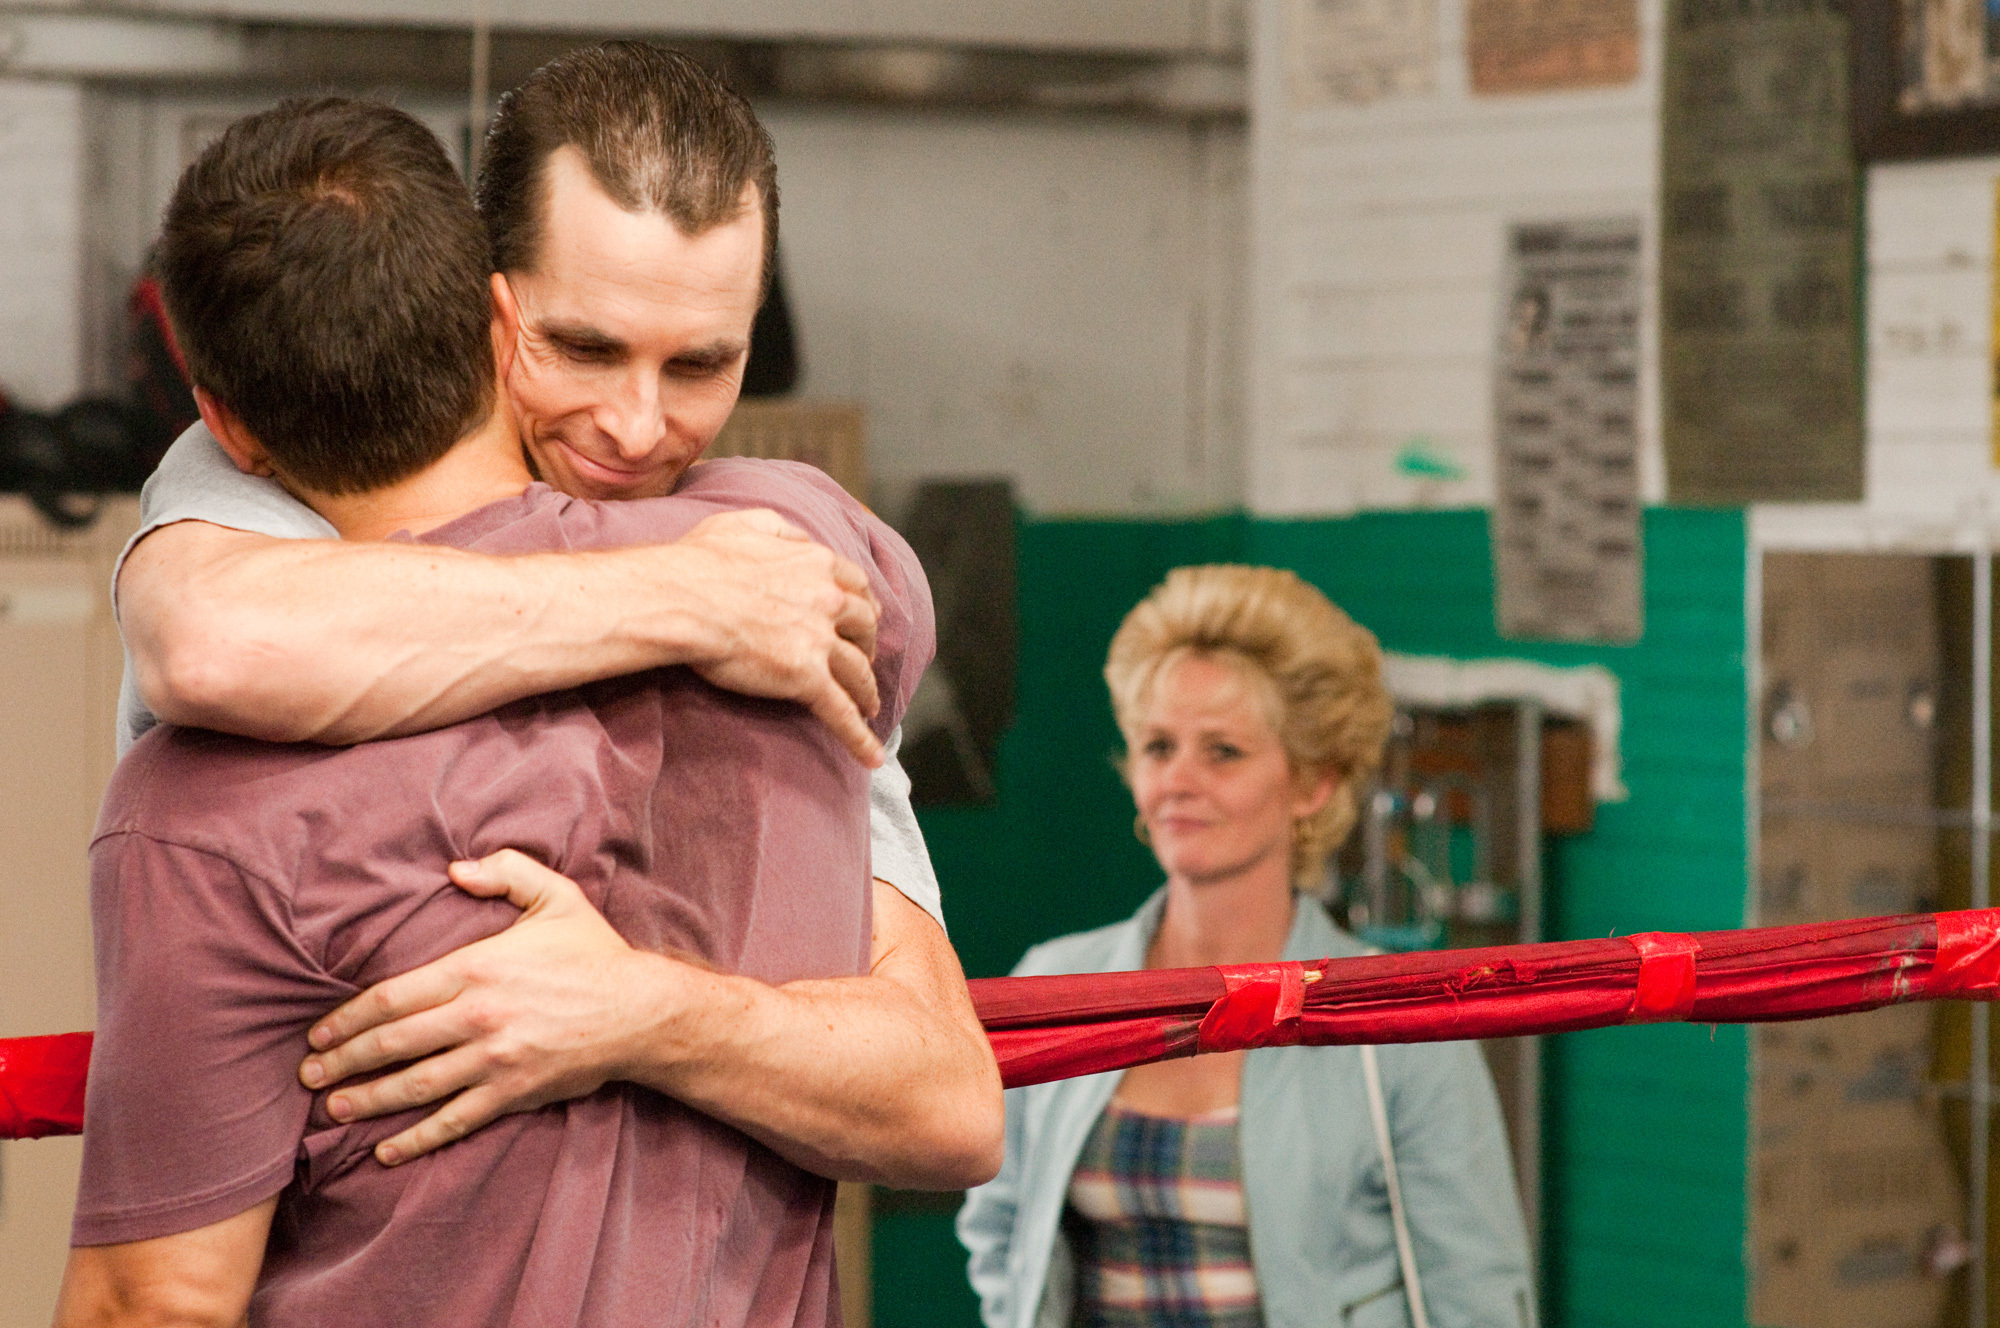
0 402 99 528
740 247 800 398
57 397 153 491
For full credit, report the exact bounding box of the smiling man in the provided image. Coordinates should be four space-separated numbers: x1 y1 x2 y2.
58 97 994 1327
478 90 762 504
111 44 994 1180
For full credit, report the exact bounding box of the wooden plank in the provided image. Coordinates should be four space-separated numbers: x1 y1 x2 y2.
709 399 867 503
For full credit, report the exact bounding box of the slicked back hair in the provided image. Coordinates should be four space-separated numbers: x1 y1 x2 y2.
158 97 495 496
477 41 778 296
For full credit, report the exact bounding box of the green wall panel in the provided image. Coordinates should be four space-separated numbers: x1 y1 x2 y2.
898 505 1750 1328
1244 508 1750 1328
872 1209 983 1328
921 513 1250 984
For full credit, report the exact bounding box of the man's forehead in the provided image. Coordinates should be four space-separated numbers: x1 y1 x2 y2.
531 147 763 297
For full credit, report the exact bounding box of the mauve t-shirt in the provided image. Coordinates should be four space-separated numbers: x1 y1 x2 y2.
72 459 933 1328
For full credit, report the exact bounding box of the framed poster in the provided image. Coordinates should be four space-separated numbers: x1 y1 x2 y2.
1852 0 2000 158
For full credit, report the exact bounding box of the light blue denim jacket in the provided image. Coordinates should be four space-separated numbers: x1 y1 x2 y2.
956 890 1537 1328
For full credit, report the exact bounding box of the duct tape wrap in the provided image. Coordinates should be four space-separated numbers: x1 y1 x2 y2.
1624 932 1700 1023
1196 960 1312 1053
1931 910 2000 998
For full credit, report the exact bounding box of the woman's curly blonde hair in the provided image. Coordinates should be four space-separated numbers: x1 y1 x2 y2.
1104 565 1395 893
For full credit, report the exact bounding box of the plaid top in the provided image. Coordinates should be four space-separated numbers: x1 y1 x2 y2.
1063 1103 1264 1328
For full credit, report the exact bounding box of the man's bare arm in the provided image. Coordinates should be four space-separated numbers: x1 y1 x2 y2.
298 851 1004 1190
54 1199 276 1328
119 508 883 760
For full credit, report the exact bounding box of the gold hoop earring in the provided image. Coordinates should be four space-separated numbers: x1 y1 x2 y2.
1134 814 1152 846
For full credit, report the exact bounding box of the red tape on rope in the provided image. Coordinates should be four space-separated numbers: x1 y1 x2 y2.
1196 961 1309 1053
1932 910 2000 998
1624 932 1700 1023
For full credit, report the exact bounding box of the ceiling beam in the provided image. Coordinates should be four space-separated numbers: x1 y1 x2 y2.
0 7 1244 119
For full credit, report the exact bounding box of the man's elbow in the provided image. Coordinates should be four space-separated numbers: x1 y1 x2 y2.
916 1078 1005 1191
954 1112 1006 1191
135 627 237 729
133 608 313 742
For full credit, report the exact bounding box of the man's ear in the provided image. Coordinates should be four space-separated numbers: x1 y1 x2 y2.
193 388 275 478
490 271 523 383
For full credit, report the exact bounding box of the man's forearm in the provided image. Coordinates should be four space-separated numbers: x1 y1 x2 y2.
305 865 1003 1188
621 930 1003 1188
123 524 711 743
119 513 878 752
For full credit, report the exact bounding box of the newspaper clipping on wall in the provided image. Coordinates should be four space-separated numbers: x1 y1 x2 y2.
1288 0 1437 106
1661 0 1861 502
1492 219 1644 644
1466 0 1641 95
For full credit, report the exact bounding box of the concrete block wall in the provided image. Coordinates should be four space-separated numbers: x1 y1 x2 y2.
766 106 1247 517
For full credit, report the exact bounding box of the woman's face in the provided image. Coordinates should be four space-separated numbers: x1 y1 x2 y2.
1127 653 1333 889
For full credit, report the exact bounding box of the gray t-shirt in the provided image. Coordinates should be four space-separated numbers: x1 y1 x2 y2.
114 424 945 931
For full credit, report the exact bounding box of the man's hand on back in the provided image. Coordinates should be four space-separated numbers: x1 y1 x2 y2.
300 849 1005 1189
670 508 883 764
298 851 655 1164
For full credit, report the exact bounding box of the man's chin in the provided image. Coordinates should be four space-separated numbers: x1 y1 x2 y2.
535 445 675 501
562 473 652 501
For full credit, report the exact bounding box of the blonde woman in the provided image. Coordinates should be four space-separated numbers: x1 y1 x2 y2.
958 566 1534 1328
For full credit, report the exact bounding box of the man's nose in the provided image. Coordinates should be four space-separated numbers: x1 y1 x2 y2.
599 370 668 461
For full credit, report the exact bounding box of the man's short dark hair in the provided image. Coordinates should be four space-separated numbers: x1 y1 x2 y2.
158 97 495 496
478 42 778 297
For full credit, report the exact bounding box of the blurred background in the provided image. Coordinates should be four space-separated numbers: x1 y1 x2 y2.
7 2 2000 1326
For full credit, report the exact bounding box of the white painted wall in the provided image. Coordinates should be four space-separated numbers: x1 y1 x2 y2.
0 81 84 409
0 0 1256 515
1753 157 2000 552
764 105 1246 516
1248 0 1664 517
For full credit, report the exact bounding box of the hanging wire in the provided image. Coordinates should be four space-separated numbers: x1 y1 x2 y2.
467 0 492 180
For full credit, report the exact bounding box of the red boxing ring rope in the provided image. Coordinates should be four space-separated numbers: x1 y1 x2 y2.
8 908 2000 1135
973 907 2000 1089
